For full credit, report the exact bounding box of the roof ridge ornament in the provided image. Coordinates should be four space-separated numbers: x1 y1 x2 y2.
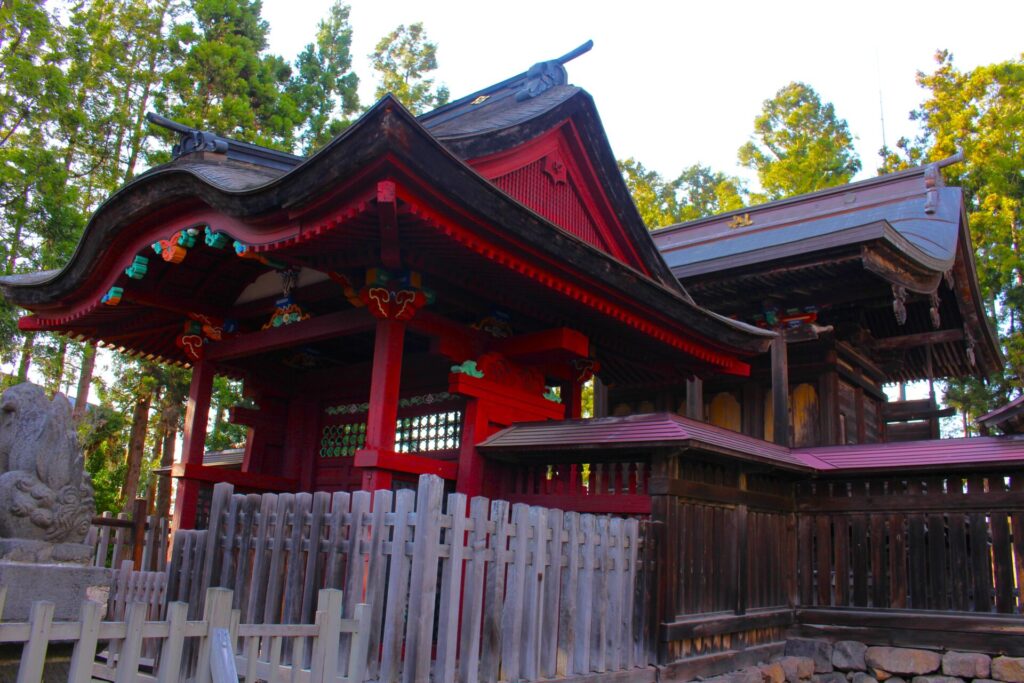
146 112 228 158
515 40 593 102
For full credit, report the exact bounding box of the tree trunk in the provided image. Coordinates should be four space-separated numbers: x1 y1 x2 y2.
121 387 154 510
73 342 96 420
155 401 180 519
47 337 68 395
16 332 33 383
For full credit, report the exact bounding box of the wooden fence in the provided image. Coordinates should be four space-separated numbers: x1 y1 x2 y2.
166 474 656 683
85 499 171 571
795 471 1024 613
650 456 1024 676
0 585 370 683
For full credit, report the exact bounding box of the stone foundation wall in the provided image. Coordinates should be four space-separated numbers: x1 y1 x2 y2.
700 639 1024 683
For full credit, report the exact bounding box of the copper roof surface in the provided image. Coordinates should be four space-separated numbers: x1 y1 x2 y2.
480 412 1024 472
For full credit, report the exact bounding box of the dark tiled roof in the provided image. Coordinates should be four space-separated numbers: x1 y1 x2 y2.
797 435 1024 472
977 395 1024 435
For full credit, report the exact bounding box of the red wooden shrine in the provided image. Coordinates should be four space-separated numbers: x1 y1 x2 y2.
1 43 1017 538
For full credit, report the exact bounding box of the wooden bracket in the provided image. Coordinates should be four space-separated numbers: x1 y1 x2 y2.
377 181 400 269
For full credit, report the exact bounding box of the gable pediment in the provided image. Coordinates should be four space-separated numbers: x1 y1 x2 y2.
467 122 649 274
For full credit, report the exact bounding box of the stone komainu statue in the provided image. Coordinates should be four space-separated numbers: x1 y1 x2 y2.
0 383 94 543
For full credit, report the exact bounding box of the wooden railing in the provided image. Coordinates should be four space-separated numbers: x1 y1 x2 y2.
795 471 1024 613
85 498 171 571
166 474 657 682
501 460 653 514
0 585 368 683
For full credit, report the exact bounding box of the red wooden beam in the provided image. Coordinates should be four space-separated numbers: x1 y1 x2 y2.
378 180 401 269
493 327 590 362
170 462 298 492
363 318 405 453
205 307 375 361
353 450 459 480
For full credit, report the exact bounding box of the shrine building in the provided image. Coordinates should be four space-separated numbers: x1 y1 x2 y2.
0 42 1017 536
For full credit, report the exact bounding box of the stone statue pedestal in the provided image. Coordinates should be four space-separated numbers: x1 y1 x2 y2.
0 559 113 621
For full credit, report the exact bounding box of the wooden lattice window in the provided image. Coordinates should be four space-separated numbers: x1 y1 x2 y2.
396 411 463 453
320 422 366 458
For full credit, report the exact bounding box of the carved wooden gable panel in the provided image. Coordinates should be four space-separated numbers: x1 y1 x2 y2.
493 154 612 254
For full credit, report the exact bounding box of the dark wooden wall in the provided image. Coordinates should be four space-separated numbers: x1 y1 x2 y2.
651 461 1024 674
650 454 797 667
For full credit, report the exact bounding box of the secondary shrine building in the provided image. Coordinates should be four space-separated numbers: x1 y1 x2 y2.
1 44 1017 537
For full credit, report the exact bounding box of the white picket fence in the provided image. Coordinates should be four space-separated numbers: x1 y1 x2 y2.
0 584 369 683
166 474 656 683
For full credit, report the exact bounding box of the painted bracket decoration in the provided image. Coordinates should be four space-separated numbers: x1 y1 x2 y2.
176 314 237 361
543 387 563 404
124 255 149 280
450 360 484 378
358 268 434 320
204 226 230 249
101 287 123 306
263 298 311 329
152 228 199 264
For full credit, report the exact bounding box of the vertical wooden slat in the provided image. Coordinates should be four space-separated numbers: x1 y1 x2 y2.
437 492 468 683
379 488 415 683
557 511 581 677
624 518 639 670
797 513 813 606
245 493 277 624
500 503 531 682
402 475 444 683
521 505 548 681
301 491 331 624
157 601 189 683
459 496 490 683
347 602 371 683
889 513 907 608
870 514 887 608
967 476 992 612
201 483 234 597
316 589 344 683
991 503 1016 613
342 490 371 647
283 492 313 625
949 512 971 611
263 493 294 624
17 600 54 683
365 489 392 680
927 512 949 610
481 498 510 683
908 513 928 609
232 494 262 611
591 515 610 674
197 587 234 683
574 513 596 674
325 491 352 588
218 494 242 589
114 602 148 683
541 507 564 678
815 514 832 606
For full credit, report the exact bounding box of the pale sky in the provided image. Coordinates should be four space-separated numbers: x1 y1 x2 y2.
262 0 1024 186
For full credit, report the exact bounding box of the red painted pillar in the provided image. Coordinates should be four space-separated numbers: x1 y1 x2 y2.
172 359 215 532
455 398 488 498
358 318 405 491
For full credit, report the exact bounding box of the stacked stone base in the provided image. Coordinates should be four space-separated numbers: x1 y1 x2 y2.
700 639 1024 683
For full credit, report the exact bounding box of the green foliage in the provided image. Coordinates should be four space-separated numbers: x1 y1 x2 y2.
619 158 747 229
882 51 1024 422
206 375 248 451
738 82 861 200
162 0 303 150
370 22 449 115
288 1 359 153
